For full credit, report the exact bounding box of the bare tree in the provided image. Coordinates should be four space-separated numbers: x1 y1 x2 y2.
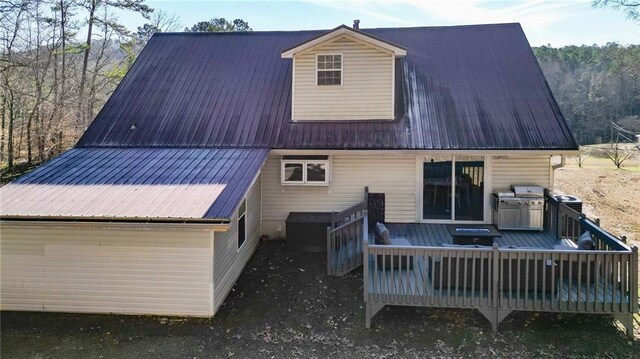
574 148 587 168
54 0 73 156
606 141 633 168
0 0 29 169
77 0 151 129
594 0 640 21
1 0 154 177
86 6 121 121
135 9 181 44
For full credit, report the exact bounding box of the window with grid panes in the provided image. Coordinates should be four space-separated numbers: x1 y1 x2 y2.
316 54 342 86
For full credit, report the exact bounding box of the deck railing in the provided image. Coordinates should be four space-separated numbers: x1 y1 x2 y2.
364 195 638 336
327 190 369 277
545 192 632 251
497 247 636 314
364 242 494 308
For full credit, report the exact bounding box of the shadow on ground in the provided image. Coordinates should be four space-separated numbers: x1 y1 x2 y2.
2 241 638 358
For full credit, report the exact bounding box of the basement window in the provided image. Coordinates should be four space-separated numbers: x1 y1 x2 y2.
316 54 342 86
281 155 329 186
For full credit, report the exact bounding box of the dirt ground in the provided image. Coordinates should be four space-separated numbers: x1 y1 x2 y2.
554 150 640 246
2 241 638 359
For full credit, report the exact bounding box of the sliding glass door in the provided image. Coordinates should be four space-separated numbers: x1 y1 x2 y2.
423 156 453 220
423 155 485 221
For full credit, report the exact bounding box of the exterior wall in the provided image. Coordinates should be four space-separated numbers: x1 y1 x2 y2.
262 154 416 238
0 225 213 316
212 174 262 312
491 155 551 191
293 36 394 121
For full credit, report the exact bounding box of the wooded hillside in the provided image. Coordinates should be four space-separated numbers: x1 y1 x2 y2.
1 2 638 176
534 43 639 144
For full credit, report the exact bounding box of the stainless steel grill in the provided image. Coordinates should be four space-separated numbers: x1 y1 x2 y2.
492 185 545 231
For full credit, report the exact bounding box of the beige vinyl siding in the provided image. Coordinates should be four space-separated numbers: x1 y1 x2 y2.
293 36 394 121
213 174 261 312
491 155 551 191
0 226 213 316
262 154 416 238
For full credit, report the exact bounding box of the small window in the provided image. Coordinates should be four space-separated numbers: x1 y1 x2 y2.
316 54 342 86
306 162 326 182
281 156 329 186
237 198 247 250
283 163 303 183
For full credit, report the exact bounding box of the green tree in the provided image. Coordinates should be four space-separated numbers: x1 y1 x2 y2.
185 18 251 32
534 43 640 144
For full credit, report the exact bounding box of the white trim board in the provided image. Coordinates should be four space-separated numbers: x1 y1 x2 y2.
270 149 580 156
282 27 406 58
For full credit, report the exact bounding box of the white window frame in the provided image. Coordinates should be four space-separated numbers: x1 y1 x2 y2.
281 159 330 186
315 53 343 86
236 197 248 252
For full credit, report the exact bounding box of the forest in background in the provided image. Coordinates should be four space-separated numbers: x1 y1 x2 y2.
534 44 639 144
1 0 639 176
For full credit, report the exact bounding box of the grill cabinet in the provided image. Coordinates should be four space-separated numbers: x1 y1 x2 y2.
492 186 545 231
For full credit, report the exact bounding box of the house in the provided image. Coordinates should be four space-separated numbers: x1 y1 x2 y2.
1 23 636 335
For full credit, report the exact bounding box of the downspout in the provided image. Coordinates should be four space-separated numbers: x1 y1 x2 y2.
552 155 566 170
549 155 566 192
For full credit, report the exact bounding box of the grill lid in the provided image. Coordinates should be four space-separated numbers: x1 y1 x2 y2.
511 185 544 197
495 190 515 198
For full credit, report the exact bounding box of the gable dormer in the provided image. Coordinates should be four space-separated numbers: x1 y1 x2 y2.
282 25 406 121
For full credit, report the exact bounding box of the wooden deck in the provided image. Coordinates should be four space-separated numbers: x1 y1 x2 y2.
362 222 636 335
384 223 557 249
326 191 637 336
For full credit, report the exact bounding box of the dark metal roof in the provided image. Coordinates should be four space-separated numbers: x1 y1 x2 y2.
78 23 578 150
0 148 268 220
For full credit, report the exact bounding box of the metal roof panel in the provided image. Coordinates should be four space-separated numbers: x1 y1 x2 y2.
77 23 578 151
0 148 268 220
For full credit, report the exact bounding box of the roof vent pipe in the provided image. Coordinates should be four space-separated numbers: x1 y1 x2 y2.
353 19 360 29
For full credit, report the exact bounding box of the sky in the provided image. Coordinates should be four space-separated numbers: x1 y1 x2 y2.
117 0 639 47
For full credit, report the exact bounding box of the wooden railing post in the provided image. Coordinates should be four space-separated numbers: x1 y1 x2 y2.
363 210 369 304
492 243 500 333
631 246 638 314
327 226 332 276
555 196 563 239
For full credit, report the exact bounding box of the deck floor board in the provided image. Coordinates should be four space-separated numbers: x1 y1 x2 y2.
385 223 557 249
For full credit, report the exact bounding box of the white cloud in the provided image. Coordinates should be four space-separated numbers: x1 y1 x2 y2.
405 0 590 29
302 0 420 26
306 0 591 30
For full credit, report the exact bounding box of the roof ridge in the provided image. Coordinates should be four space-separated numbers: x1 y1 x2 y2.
154 22 522 36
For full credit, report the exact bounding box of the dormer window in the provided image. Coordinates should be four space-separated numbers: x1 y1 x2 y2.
282 25 406 121
316 54 342 86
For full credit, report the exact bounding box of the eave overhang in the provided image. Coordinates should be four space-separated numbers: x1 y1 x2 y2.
281 25 407 58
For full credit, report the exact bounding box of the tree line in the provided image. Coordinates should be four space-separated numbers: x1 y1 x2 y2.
0 0 250 177
534 43 639 144
1 0 638 177
0 0 153 172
